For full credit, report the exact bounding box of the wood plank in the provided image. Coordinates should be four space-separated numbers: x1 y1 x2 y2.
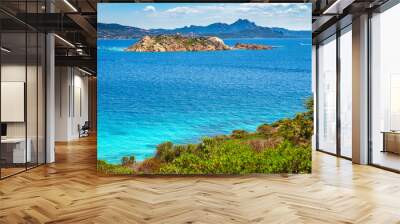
0 135 399 223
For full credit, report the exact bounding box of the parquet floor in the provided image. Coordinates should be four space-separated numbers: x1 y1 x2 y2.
1 135 400 223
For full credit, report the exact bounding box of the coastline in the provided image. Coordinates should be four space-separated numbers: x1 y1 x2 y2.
98 97 313 175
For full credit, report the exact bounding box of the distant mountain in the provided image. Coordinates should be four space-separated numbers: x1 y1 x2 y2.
98 19 310 39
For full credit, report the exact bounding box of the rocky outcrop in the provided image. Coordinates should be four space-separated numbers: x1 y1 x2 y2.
125 35 231 52
234 43 272 50
125 35 273 52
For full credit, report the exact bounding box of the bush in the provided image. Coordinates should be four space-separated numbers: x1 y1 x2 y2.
256 124 275 137
121 155 135 166
173 145 187 157
160 153 206 174
207 141 258 174
257 141 311 173
201 137 217 147
160 140 311 174
231 130 248 139
304 96 314 119
247 138 280 152
272 97 313 145
137 158 162 174
155 142 176 163
97 160 134 175
276 113 313 144
214 135 231 141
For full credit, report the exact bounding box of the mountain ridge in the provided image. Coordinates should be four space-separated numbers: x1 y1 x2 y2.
98 19 310 39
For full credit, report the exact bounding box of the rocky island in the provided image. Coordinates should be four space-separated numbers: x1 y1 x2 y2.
125 35 230 52
125 35 272 52
234 43 272 50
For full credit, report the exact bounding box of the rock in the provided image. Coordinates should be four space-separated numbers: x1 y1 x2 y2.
124 35 273 52
234 43 272 50
125 35 232 52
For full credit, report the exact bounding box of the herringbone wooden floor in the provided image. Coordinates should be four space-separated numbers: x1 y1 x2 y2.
1 136 400 224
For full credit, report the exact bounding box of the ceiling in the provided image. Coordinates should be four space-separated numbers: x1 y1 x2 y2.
1 0 97 74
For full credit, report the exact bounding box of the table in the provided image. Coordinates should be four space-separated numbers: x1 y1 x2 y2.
381 131 400 154
1 138 31 163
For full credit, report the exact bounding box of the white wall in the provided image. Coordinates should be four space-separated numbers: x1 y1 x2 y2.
55 67 89 141
72 73 89 138
55 66 70 141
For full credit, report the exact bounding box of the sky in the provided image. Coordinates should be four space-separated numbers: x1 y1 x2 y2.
98 3 312 31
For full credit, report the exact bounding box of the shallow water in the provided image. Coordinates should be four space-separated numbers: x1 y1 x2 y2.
98 38 312 163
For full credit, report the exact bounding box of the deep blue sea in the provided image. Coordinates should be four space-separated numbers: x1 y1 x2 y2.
98 38 312 164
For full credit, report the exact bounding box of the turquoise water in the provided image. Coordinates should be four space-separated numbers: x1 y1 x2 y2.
98 38 311 163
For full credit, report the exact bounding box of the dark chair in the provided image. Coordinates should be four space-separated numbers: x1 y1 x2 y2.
79 121 90 138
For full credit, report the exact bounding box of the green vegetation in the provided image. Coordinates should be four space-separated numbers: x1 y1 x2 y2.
98 97 313 174
121 155 135 166
97 160 134 175
184 38 196 47
183 37 207 48
158 139 311 174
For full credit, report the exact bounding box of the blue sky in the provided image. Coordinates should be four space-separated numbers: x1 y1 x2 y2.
98 3 311 31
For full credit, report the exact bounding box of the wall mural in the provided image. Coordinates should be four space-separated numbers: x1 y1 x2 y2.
97 3 313 174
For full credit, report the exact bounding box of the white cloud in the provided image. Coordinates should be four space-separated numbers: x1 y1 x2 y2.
239 3 287 7
157 4 310 18
298 4 309 10
237 3 310 15
165 7 200 14
143 5 156 12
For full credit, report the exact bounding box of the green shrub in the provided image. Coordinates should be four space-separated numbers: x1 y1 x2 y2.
202 136 226 148
137 158 162 174
272 97 313 144
231 130 248 139
304 96 314 119
121 155 135 166
214 135 231 141
186 144 200 154
247 138 280 152
257 141 311 173
160 140 311 174
155 141 176 163
173 145 187 157
201 137 216 146
276 113 313 144
256 124 275 137
170 143 200 158
206 141 258 174
160 153 206 174
97 160 134 175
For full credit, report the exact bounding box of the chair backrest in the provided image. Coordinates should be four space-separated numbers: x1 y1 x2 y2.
81 121 90 130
